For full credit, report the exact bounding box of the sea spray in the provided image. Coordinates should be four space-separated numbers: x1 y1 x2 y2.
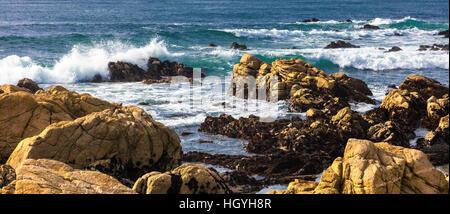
0 37 177 84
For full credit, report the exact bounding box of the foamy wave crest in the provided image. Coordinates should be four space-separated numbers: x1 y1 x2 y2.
305 47 449 70
0 38 177 84
217 28 304 39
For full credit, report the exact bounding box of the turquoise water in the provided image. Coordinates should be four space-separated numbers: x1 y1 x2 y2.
1 0 449 157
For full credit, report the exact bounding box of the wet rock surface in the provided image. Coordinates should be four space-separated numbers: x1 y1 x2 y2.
108 57 204 82
313 139 448 194
229 54 374 114
0 85 120 163
4 159 136 194
6 106 182 183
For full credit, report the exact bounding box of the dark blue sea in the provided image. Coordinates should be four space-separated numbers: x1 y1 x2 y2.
0 0 448 192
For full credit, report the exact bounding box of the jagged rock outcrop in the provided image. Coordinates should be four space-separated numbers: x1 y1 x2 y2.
2 159 136 194
132 164 231 194
438 30 449 38
361 24 380 30
6 106 182 182
313 139 448 194
108 61 159 82
183 151 325 184
17 78 42 93
229 54 374 114
0 86 120 163
414 115 449 165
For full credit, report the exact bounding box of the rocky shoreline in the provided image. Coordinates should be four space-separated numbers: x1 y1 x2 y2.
0 54 449 194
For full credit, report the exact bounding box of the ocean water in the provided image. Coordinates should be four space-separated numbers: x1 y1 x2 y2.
1 0 449 172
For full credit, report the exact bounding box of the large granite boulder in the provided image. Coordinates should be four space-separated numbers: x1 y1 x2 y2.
7 106 182 182
313 139 448 194
2 159 136 194
0 86 120 163
132 164 231 194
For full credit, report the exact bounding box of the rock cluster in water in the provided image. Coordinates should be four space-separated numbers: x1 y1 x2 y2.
1 53 448 194
192 54 449 194
107 57 205 83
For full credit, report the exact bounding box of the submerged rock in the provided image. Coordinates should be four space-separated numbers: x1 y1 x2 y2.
324 40 360 49
313 139 448 194
230 42 248 50
437 29 449 38
385 46 402 52
6 106 182 183
132 164 231 194
3 159 136 194
229 54 373 114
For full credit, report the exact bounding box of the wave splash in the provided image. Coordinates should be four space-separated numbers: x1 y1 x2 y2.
0 38 176 84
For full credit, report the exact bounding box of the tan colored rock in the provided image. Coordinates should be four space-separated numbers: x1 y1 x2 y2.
7 106 182 181
0 164 15 189
0 86 119 163
313 139 449 194
284 179 318 194
0 84 31 93
8 159 136 194
230 54 373 113
399 74 449 100
426 95 448 128
133 164 231 194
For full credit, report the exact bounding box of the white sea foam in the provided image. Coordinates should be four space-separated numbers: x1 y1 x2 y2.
0 38 178 84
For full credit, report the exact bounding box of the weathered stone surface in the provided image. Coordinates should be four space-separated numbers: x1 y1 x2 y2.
6 159 136 194
284 179 318 194
367 121 412 147
313 139 448 194
0 164 15 189
229 54 373 114
365 75 448 131
7 106 182 182
108 61 157 82
132 164 231 194
0 84 31 93
418 44 449 51
17 78 42 93
0 86 120 163
414 115 449 165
